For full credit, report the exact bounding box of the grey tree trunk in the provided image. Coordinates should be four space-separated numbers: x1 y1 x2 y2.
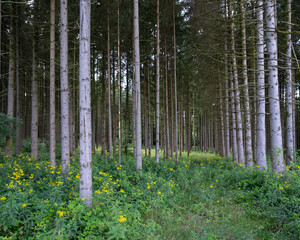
224 43 230 158
107 0 113 159
173 0 178 165
255 0 267 169
5 5 15 157
60 0 70 173
79 0 92 206
229 0 244 165
230 67 238 163
265 0 285 173
31 23 39 159
117 2 122 164
285 0 294 165
50 0 56 166
134 0 142 171
15 9 21 155
240 0 253 167
164 35 170 160
155 0 160 163
219 83 225 157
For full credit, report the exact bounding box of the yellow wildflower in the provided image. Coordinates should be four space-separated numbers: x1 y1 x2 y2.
57 210 65 217
158 191 161 195
1 196 7 201
22 204 27 207
118 215 127 223
120 189 124 193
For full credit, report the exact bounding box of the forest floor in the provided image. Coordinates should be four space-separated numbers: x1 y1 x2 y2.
0 146 300 239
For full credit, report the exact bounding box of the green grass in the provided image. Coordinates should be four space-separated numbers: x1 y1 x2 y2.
0 150 300 239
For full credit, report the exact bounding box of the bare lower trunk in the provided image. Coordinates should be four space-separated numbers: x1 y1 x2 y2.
31 24 39 159
50 0 56 166
134 0 142 171
117 2 122 164
60 0 70 173
5 5 15 157
79 0 92 206
229 0 244 165
155 0 160 163
255 0 267 169
285 0 294 165
230 67 238 163
265 0 285 172
107 1 113 159
240 0 253 167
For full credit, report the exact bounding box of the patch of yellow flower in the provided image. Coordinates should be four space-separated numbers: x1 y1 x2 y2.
57 210 65 217
118 215 127 223
1 196 7 201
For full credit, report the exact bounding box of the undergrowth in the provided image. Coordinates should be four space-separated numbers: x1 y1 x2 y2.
0 150 299 239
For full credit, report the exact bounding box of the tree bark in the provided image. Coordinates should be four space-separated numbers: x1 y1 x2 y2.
60 0 70 173
50 0 56 166
31 16 39 159
134 0 142 171
240 0 253 167
79 0 92 207
265 0 285 172
224 43 230 158
285 0 294 165
229 0 244 165
255 0 267 169
155 0 160 163
107 0 113 159
173 0 178 165
5 4 15 157
117 2 122 164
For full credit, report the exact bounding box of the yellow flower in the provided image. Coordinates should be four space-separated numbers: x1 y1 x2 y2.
57 210 65 217
95 190 101 194
118 215 127 223
22 204 27 207
120 189 124 193
147 186 150 189
157 191 161 195
81 198 86 201
1 196 7 201
76 174 80 179
217 200 220 203
210 185 213 188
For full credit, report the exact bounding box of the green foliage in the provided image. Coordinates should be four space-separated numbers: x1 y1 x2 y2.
0 152 299 239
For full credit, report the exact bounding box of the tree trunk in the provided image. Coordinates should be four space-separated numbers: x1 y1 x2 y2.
60 0 70 173
224 44 230 158
255 0 267 169
173 0 178 164
15 8 21 155
134 0 142 171
240 0 253 167
219 83 225 157
5 4 15 157
107 0 113 159
79 0 92 207
155 0 160 163
31 19 39 159
229 0 244 165
164 34 170 160
265 0 285 172
117 2 122 164
230 67 238 163
285 0 294 165
50 0 56 166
